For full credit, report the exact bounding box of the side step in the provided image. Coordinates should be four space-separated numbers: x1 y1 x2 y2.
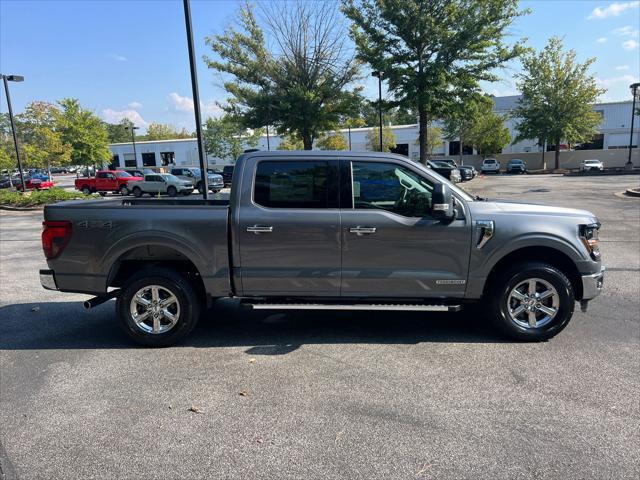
245 303 461 312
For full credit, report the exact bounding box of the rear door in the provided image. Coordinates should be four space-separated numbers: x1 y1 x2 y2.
236 157 341 296
340 159 472 298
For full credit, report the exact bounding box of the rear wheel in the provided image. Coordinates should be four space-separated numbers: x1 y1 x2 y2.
487 262 575 341
116 268 202 347
167 186 177 197
132 186 143 198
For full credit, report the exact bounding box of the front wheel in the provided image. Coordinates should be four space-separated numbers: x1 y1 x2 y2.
119 185 129 196
116 268 202 347
195 181 203 193
487 262 575 341
81 186 91 195
167 186 177 197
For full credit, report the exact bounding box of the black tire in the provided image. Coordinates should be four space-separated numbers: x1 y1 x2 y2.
116 268 202 347
167 186 177 197
133 186 143 198
119 184 129 196
81 186 91 195
195 181 202 193
99 191 107 197
486 261 575 341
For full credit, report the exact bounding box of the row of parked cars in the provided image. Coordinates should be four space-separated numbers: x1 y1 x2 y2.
426 159 477 183
74 167 226 197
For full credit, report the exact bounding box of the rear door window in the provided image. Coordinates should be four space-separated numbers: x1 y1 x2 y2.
254 161 337 209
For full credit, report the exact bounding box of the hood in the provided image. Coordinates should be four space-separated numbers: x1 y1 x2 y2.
469 199 597 221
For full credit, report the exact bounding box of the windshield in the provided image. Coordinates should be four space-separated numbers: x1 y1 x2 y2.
164 174 180 182
509 160 523 164
116 171 132 177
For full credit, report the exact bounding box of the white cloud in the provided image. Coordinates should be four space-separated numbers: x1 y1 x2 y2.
615 65 630 70
168 92 223 117
107 53 127 62
597 37 608 43
100 108 148 127
588 1 639 19
612 26 640 37
622 39 639 49
127 101 143 110
596 74 638 87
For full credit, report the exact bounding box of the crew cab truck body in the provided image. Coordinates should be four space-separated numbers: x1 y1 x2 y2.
128 173 195 197
74 170 143 196
41 151 604 346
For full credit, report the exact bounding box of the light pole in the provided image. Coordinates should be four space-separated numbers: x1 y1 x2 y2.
1 74 26 191
125 125 139 167
628 82 640 168
371 71 383 152
183 0 209 199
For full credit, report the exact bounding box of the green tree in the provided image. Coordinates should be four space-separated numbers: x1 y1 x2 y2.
0 144 15 172
317 132 349 151
142 123 192 141
342 0 526 164
472 111 511 157
366 125 396 152
443 95 492 163
425 124 443 158
276 134 304 150
514 37 605 170
104 118 134 143
203 115 262 161
204 1 362 150
57 98 111 167
17 101 71 175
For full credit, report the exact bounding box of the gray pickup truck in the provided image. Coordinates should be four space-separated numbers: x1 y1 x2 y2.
40 151 604 346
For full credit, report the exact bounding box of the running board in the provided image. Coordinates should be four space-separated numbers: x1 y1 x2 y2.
245 303 461 312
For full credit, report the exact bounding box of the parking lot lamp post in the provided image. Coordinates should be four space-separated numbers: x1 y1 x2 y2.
1 74 26 192
125 125 139 167
628 82 640 168
371 71 383 152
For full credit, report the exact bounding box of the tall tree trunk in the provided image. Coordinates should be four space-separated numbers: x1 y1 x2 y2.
554 137 560 170
418 105 427 165
303 131 312 150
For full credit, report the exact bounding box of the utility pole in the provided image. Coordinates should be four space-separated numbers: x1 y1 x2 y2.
1 74 26 191
372 71 383 152
628 82 639 169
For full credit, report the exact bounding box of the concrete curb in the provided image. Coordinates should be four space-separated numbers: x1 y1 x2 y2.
0 204 44 212
564 170 640 177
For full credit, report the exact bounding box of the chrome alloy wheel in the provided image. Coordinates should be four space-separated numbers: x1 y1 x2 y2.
129 285 181 334
507 278 559 329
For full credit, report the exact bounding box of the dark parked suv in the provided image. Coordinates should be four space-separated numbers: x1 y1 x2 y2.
221 165 234 187
506 159 527 174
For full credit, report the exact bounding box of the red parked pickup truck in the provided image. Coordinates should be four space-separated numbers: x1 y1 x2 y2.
75 170 142 196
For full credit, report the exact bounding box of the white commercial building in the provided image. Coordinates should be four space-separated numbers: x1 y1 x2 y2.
109 95 638 168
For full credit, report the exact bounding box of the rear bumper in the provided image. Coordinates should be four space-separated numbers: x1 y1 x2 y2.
581 266 605 300
40 269 58 291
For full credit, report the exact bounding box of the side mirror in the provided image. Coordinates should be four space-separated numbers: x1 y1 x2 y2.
431 183 456 221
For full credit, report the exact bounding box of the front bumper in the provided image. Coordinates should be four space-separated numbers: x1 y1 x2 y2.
40 269 58 291
581 266 605 300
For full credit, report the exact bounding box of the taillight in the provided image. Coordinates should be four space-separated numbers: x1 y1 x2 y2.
42 221 72 259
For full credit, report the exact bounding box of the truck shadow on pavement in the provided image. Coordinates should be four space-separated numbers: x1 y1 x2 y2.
0 299 510 351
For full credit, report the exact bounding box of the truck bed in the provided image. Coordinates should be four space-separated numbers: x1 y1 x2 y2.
44 197 231 297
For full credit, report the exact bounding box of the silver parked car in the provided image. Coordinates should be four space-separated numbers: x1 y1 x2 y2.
129 174 194 197
579 159 604 172
170 167 224 193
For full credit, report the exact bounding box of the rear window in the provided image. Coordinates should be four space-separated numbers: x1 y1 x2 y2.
484 159 496 164
254 161 334 209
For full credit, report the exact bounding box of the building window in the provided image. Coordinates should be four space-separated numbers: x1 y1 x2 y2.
254 161 334 209
575 134 604 150
160 151 175 166
112 154 120 167
448 141 474 156
390 143 409 156
123 153 136 168
142 152 156 167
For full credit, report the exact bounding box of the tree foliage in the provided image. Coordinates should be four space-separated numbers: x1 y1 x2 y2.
473 111 512 157
276 134 305 150
204 0 362 150
514 37 605 169
142 123 192 141
317 132 349 150
425 124 443 158
203 115 262 161
16 101 71 172
104 118 134 143
57 98 111 166
342 0 527 164
366 125 397 152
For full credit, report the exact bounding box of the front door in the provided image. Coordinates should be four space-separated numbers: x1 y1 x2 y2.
340 160 472 298
237 158 341 297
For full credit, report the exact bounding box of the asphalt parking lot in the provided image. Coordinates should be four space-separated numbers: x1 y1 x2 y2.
1 174 639 479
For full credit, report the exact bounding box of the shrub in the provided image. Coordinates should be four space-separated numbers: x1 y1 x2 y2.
0 188 99 207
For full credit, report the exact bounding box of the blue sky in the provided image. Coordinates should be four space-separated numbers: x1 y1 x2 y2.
1 0 639 132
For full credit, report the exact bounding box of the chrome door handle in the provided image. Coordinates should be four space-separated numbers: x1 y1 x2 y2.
247 225 273 234
349 226 377 235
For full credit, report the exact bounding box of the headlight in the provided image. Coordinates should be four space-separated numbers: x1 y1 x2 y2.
579 222 601 260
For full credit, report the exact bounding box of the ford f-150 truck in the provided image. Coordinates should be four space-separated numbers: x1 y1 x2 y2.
74 170 143 196
40 151 604 346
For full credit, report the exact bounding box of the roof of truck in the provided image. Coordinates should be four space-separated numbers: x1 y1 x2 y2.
239 150 413 162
